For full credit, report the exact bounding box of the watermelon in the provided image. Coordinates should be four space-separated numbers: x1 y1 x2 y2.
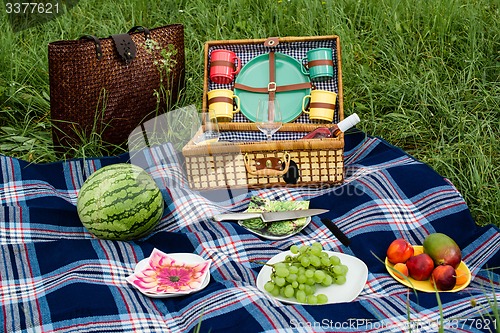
77 163 164 241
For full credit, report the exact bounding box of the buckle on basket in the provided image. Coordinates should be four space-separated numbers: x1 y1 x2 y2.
255 157 282 171
267 82 277 92
264 37 279 47
244 152 291 177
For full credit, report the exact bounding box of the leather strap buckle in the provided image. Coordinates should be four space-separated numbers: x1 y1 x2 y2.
264 37 279 47
267 82 277 92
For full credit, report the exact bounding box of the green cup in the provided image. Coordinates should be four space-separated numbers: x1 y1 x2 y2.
301 48 334 81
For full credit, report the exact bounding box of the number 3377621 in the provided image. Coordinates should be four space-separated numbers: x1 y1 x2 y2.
5 2 59 14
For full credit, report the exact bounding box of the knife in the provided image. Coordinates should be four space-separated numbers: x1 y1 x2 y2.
212 209 328 223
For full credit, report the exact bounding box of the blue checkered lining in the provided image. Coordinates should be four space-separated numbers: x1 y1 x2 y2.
219 130 309 142
208 38 340 142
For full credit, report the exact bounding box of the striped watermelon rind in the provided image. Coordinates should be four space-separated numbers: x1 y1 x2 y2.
77 163 164 241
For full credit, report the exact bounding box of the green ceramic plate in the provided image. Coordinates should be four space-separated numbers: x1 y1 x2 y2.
234 53 311 123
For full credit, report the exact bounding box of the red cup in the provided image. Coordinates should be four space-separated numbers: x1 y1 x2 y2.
209 49 241 84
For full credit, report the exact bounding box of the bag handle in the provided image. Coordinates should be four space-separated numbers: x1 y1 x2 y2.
128 26 151 40
80 35 103 60
80 26 151 61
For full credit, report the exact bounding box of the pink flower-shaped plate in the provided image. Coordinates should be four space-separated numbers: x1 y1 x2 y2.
126 248 211 298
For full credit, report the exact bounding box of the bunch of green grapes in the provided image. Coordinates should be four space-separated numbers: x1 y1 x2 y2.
263 242 348 305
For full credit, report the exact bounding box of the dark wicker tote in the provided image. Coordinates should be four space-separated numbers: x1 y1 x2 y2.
48 24 185 150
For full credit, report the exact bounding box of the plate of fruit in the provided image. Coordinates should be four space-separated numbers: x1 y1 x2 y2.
256 242 368 305
385 233 471 292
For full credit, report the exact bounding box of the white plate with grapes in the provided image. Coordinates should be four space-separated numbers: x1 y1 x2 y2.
256 244 368 305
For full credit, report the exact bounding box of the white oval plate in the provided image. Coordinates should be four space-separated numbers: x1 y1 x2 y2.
239 217 312 240
256 250 368 305
128 253 211 298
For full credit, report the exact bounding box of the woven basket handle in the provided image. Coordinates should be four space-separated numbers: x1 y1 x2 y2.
244 152 291 177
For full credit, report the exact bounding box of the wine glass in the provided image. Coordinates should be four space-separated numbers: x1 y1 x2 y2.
192 111 220 145
256 99 282 140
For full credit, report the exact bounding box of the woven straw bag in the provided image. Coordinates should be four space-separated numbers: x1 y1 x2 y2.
48 24 185 150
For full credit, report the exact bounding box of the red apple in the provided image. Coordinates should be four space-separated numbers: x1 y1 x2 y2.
406 253 434 281
431 265 456 291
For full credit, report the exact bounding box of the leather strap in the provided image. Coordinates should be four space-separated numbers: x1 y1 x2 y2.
233 82 312 93
268 51 276 102
128 26 151 40
208 96 233 104
310 102 336 109
80 35 103 60
308 59 334 67
111 33 137 64
235 49 313 102
276 82 312 92
233 83 268 93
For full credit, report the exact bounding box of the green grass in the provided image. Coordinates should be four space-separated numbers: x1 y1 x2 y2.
0 0 498 227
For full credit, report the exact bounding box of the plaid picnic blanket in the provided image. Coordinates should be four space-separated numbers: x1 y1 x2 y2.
1 131 499 333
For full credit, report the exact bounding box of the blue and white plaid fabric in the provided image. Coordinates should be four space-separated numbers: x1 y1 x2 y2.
1 131 499 333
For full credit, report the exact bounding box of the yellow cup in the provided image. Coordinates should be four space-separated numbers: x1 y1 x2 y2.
207 89 240 121
302 90 337 122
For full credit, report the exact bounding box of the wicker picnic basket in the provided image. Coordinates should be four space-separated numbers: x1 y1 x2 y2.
182 36 345 190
